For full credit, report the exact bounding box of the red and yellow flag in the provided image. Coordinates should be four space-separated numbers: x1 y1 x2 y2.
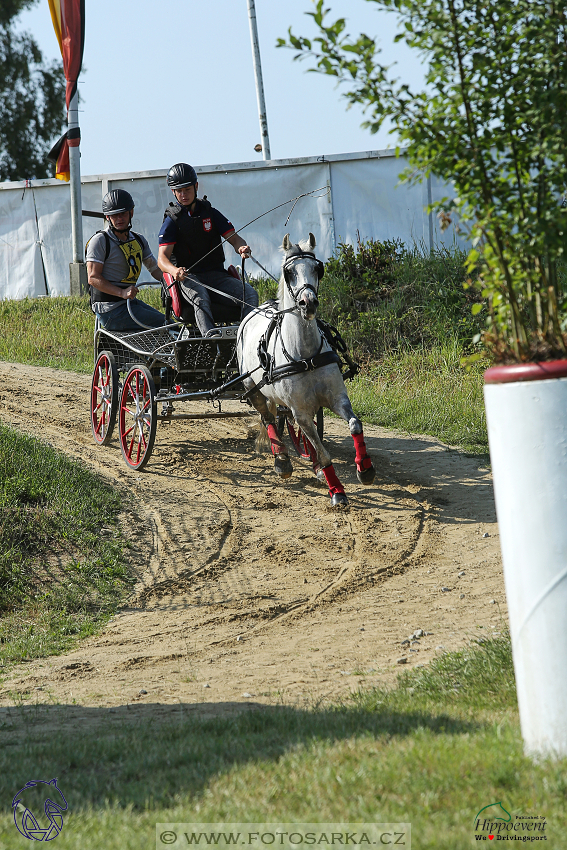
47 0 85 181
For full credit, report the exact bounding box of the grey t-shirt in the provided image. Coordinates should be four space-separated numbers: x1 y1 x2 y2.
86 228 159 313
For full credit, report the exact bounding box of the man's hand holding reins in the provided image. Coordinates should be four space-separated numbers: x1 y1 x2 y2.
122 284 139 299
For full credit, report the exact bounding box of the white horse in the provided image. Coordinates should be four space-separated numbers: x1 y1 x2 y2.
237 233 375 507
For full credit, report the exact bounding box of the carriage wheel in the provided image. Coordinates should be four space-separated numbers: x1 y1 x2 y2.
118 365 157 470
91 351 118 446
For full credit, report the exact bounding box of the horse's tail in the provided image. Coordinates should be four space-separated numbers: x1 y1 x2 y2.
255 400 278 452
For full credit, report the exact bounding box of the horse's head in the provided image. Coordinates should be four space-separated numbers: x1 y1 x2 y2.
280 232 324 321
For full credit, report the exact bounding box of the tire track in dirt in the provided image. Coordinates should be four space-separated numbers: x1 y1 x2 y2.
0 360 507 720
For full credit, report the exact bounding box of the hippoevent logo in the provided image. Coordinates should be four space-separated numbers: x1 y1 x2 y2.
12 779 68 841
473 801 547 841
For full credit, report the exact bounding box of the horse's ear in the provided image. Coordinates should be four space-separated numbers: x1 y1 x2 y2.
308 232 316 249
282 234 292 250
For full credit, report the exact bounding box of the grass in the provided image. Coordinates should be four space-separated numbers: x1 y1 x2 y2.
0 295 95 373
1 634 565 849
348 339 488 454
0 423 133 668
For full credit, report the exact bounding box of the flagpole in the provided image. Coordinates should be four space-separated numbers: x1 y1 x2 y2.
68 90 83 263
67 88 86 294
247 0 271 160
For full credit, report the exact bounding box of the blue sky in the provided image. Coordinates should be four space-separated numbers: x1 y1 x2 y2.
18 0 425 177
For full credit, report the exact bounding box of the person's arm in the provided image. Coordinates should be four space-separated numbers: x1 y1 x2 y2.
225 231 251 258
158 244 186 281
87 261 138 300
142 249 164 284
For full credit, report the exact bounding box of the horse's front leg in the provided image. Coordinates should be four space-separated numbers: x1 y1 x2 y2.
294 413 348 508
329 392 376 485
248 388 293 480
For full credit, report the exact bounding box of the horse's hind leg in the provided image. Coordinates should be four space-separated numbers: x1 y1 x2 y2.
248 389 293 480
294 413 348 508
329 392 375 485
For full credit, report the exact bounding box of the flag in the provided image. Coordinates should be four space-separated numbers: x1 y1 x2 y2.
48 0 85 181
47 129 80 182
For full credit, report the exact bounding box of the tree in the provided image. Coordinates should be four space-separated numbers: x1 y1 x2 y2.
0 0 66 181
281 0 567 362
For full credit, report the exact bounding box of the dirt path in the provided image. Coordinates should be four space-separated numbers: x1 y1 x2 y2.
0 360 506 725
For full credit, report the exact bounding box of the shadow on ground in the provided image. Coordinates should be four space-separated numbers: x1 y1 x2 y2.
1 699 478 811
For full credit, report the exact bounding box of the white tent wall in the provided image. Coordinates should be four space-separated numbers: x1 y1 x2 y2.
0 187 46 299
33 181 103 296
0 150 463 300
428 171 469 251
330 155 428 248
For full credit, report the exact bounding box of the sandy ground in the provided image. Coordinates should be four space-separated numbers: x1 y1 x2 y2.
0 360 507 729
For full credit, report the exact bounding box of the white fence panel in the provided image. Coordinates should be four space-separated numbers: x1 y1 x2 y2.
330 155 428 248
0 188 46 300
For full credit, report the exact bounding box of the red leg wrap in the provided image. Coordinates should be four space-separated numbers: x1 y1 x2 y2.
303 434 319 470
353 431 373 471
322 464 345 496
266 423 287 456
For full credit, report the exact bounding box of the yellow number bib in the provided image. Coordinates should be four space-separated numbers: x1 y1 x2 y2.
119 237 143 285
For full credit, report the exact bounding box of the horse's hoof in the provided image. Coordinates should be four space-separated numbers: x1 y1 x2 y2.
275 455 293 479
315 467 327 486
331 491 348 508
357 464 376 485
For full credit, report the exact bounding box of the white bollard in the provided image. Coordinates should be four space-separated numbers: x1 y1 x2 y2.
484 361 567 758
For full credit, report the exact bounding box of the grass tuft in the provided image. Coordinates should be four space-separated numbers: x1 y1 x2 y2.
0 423 132 668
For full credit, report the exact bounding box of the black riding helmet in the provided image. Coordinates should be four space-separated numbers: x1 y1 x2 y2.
102 189 135 215
102 189 134 233
167 163 198 189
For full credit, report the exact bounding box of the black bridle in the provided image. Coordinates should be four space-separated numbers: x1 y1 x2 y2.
282 252 325 307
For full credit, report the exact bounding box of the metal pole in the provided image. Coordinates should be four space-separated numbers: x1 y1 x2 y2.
247 0 271 160
68 89 84 263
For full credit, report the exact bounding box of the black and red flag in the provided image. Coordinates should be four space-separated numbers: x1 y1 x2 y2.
47 0 86 181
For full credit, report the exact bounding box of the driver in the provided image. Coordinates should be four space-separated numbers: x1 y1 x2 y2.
86 189 166 331
157 163 259 338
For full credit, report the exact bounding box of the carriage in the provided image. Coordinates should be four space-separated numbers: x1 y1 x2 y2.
89 265 257 470
90 237 373 507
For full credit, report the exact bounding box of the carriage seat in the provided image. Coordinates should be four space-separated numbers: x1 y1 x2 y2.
162 266 242 328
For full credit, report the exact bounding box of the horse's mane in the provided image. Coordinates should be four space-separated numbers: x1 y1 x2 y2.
278 236 313 302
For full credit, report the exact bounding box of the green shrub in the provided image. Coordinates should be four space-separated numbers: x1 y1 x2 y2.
317 236 485 358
